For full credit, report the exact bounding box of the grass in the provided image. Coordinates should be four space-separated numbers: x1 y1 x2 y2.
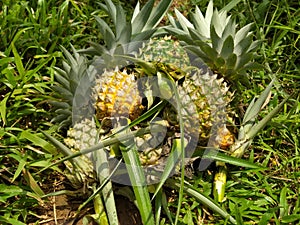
0 0 299 224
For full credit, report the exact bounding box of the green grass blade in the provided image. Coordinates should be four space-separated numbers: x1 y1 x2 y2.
0 217 26 225
5 27 32 56
281 215 300 223
11 43 25 79
166 179 237 224
20 130 57 155
161 190 174 224
12 157 26 183
0 95 8 126
151 138 184 200
154 189 163 225
221 0 243 12
202 151 265 169
69 0 86 18
23 169 45 197
279 186 288 218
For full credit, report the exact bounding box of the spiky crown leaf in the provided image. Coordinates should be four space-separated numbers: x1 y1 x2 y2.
50 45 96 129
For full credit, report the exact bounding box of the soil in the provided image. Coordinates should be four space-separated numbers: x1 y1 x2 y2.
28 173 142 225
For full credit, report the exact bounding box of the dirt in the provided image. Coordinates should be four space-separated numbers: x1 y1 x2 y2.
28 173 142 225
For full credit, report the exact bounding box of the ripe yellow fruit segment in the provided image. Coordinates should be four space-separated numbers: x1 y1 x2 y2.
93 69 144 120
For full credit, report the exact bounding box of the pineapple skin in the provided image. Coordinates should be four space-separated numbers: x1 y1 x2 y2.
93 68 144 121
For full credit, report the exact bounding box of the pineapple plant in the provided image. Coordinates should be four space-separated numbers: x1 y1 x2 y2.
166 0 263 88
50 0 174 173
50 0 236 187
165 0 286 203
49 0 175 224
47 0 278 223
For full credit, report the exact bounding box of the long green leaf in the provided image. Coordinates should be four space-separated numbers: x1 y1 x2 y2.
234 34 253 56
103 0 117 24
243 79 275 124
5 27 32 56
131 1 140 22
131 0 154 34
202 151 265 169
221 0 243 12
39 126 159 173
11 43 25 79
154 189 163 225
23 169 45 196
94 16 116 49
20 130 57 155
174 8 194 33
115 3 127 41
94 133 118 225
0 217 26 225
220 35 234 59
247 95 289 139
166 179 237 224
119 123 155 225
152 138 184 200
0 95 8 126
144 0 173 31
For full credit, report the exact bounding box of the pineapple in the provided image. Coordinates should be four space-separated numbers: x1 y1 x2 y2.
79 0 174 123
162 0 260 200
63 117 96 188
93 68 144 121
64 117 97 152
140 36 190 70
165 0 268 201
132 36 236 176
138 36 232 145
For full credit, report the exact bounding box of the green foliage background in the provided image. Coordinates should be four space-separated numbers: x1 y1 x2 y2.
0 0 299 224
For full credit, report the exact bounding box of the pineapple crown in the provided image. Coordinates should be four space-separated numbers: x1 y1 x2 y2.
166 0 263 88
50 45 97 129
78 0 174 77
81 0 173 57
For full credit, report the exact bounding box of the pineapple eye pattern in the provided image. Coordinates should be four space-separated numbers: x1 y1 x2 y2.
67 38 230 185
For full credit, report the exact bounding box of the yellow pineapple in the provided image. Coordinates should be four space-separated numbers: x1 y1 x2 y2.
93 68 144 121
